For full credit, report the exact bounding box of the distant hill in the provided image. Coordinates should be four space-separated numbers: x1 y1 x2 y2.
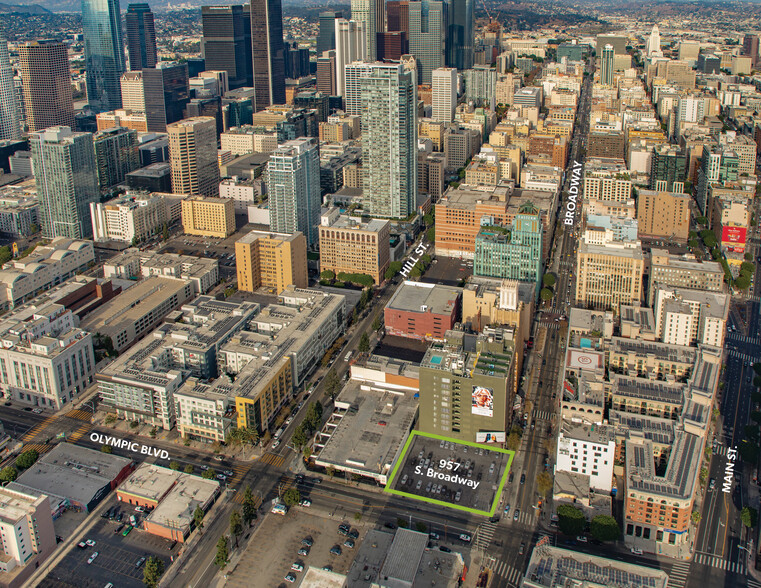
0 2 51 13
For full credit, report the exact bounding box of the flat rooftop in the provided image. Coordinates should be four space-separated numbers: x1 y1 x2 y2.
145 472 219 532
236 229 301 245
314 381 418 481
523 545 668 588
0 487 48 525
386 281 461 315
118 463 181 503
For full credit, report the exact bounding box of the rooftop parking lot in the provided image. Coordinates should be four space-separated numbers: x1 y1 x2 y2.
388 433 513 515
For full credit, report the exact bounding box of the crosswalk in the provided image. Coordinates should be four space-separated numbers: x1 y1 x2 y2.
20 415 55 442
68 423 91 443
667 561 691 588
714 444 734 457
532 410 554 421
65 408 93 422
260 452 286 468
728 349 759 363
514 510 537 525
227 464 250 485
487 557 523 587
231 490 260 506
727 333 761 346
694 552 745 574
538 322 563 330
474 521 497 550
21 443 52 455
748 576 761 588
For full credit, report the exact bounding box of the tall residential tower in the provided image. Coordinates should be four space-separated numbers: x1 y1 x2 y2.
0 37 19 140
18 40 75 132
82 0 126 112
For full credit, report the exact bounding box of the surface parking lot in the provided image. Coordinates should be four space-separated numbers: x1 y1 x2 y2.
226 510 365 588
390 434 512 514
40 498 176 588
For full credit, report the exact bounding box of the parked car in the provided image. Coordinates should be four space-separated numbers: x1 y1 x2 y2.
291 563 304 572
439 546 452 553
459 534 472 542
298 547 310 556
631 547 643 555
87 552 99 564
343 538 355 548
301 537 314 547
135 556 146 568
299 499 311 507
284 573 296 583
576 536 588 543
429 532 440 540
330 545 342 555
348 529 359 539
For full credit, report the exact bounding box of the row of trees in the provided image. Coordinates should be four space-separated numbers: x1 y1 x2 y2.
213 486 260 569
0 449 39 484
291 401 324 456
556 505 621 541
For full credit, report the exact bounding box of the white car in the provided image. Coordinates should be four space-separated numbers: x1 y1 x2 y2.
87 552 99 564
291 563 304 572
630 547 643 555
85 539 96 547
273 440 281 448
299 499 312 507
459 534 472 543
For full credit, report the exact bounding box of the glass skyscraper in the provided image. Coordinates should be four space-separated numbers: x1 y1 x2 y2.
408 0 446 85
125 3 157 70
447 0 474 70
83 0 126 113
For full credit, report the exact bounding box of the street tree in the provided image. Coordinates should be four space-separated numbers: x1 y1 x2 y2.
214 536 229 567
557 504 585 536
202 469 215 479
15 449 38 470
169 461 181 470
143 556 165 587
291 424 308 451
742 506 758 528
193 506 205 530
282 487 301 507
506 432 521 451
358 332 370 353
536 471 553 499
229 511 243 547
242 486 257 526
0 466 17 483
590 515 620 541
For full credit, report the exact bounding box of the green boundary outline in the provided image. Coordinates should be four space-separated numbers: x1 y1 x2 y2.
384 430 515 517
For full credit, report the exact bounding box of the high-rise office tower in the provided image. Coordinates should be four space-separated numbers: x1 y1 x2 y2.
387 0 409 33
600 44 614 86
647 24 661 57
120 62 189 131
744 34 760 66
93 126 140 190
408 0 446 85
359 62 417 218
167 117 220 197
250 0 286 111
18 40 75 132
336 19 367 98
0 37 19 140
201 5 252 89
268 137 321 247
447 0 474 70
377 31 408 61
83 0 126 113
317 10 343 55
316 50 337 96
351 0 383 61
30 127 100 239
125 3 157 70
432 67 456 122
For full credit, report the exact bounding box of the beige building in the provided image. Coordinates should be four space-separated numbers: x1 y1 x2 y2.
18 40 74 132
235 230 308 294
583 167 632 202
220 126 277 156
464 159 501 186
575 242 644 312
181 196 235 238
0 487 56 580
318 209 391 284
168 117 220 197
637 190 690 242
90 191 168 243
461 277 533 348
96 109 148 133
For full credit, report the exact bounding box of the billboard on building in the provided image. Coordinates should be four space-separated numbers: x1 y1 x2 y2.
471 385 494 417
722 225 747 246
476 432 506 443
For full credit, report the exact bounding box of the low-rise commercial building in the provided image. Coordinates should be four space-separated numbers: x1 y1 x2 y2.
385 282 461 342
0 239 94 310
0 190 39 239
103 250 219 295
235 230 308 294
80 277 194 352
318 209 391 285
181 195 235 238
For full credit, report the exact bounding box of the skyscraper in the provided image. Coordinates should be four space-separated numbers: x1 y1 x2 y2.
125 3 157 70
82 0 126 113
447 0 474 70
201 5 252 89
0 37 19 140
268 137 321 247
359 62 417 218
408 0 446 85
317 10 343 55
167 117 220 197
387 0 409 34
316 50 337 96
30 127 100 239
600 44 614 86
120 62 190 132
93 126 140 190
18 40 75 132
744 34 760 66
377 31 408 61
336 19 367 99
646 24 661 57
431 67 456 122
250 0 286 111
351 0 383 61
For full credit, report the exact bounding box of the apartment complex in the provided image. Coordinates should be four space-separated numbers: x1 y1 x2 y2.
168 117 220 197
0 488 56 579
181 196 235 238
235 230 308 294
80 277 194 352
636 190 690 242
648 249 725 306
575 241 644 312
418 327 517 442
91 191 169 243
318 209 391 284
103 250 219 295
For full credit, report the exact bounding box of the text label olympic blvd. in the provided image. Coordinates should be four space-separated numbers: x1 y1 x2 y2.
90 432 170 459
